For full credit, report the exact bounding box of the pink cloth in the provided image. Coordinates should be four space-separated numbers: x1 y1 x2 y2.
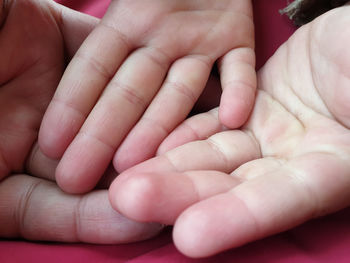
55 0 111 18
2 0 350 262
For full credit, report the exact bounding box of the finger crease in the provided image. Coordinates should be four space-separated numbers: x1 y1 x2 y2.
244 129 263 159
143 46 171 70
111 81 147 109
166 81 197 104
219 47 255 70
75 52 114 80
222 79 256 93
17 180 42 238
207 138 231 173
73 196 84 243
78 131 115 152
183 171 201 201
163 153 181 173
186 54 213 70
51 97 87 119
181 121 203 141
142 116 172 135
99 22 131 52
232 192 262 237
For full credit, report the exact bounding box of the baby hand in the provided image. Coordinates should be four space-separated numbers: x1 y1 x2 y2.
39 0 255 193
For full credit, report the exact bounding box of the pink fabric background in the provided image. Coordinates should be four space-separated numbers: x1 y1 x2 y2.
2 0 350 262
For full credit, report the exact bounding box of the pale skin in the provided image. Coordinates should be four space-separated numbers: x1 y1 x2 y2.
38 0 256 194
109 6 350 258
0 0 162 243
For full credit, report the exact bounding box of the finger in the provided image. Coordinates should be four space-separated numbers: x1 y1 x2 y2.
26 142 118 189
218 47 256 128
173 171 309 258
110 130 261 220
0 175 163 243
110 170 240 225
56 46 170 194
157 108 224 154
124 130 260 175
39 21 131 159
173 154 350 258
114 55 213 172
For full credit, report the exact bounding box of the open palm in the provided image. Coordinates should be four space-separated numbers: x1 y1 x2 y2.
0 0 161 244
110 6 350 258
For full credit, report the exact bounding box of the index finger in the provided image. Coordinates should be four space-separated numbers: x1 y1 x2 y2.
39 21 131 159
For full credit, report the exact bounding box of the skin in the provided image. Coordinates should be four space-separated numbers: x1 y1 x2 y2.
38 0 255 194
0 0 161 243
109 5 350 258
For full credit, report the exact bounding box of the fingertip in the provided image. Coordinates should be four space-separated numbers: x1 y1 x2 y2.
173 209 218 258
55 137 114 194
113 151 134 174
39 103 83 159
113 150 150 174
110 170 196 225
218 101 250 129
38 119 66 160
113 140 136 174
114 117 176 172
109 173 160 223
156 126 194 155
55 162 95 194
219 86 255 129
113 133 160 173
173 192 259 258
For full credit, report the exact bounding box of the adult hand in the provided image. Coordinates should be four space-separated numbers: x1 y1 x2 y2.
38 0 255 193
0 0 161 243
110 6 350 257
